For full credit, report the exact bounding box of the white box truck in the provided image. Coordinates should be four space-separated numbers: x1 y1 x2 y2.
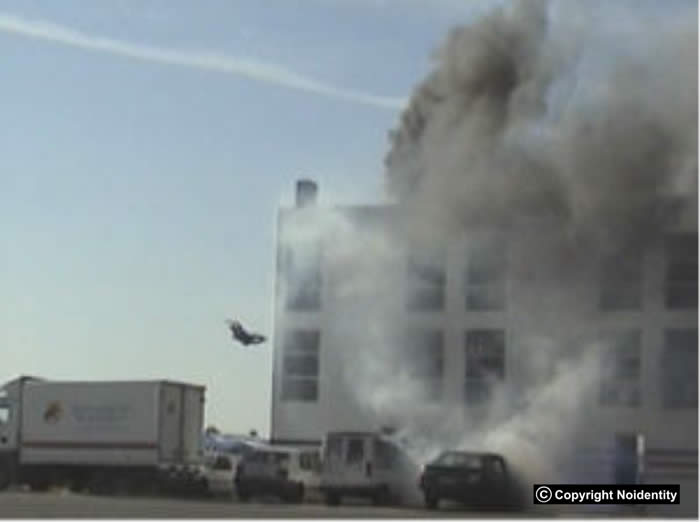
0 376 206 495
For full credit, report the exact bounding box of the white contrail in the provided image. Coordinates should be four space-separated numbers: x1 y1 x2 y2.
0 12 406 110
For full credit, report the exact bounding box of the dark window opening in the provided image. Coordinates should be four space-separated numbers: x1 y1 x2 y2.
347 438 365 464
281 329 320 402
600 331 641 407
665 234 698 309
661 329 698 408
465 330 506 405
281 379 318 402
465 240 507 311
406 246 446 311
405 329 444 401
285 244 323 311
600 255 643 311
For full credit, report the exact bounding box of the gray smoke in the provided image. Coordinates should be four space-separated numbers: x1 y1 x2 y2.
279 0 697 505
386 0 697 251
375 0 698 493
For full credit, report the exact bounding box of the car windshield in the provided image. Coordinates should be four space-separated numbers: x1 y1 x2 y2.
433 452 483 469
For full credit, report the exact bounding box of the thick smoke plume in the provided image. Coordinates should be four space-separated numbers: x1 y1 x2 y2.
280 0 697 507
375 0 697 494
386 0 697 250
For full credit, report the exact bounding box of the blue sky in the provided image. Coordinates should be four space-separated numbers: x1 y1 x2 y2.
0 0 496 434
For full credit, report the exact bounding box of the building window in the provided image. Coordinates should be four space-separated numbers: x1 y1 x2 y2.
281 330 320 402
284 242 322 311
404 329 444 401
600 254 642 310
465 240 506 311
406 247 446 311
665 234 698 309
661 329 698 408
465 330 506 405
599 331 641 407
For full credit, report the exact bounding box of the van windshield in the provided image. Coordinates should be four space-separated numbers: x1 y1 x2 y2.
346 438 365 464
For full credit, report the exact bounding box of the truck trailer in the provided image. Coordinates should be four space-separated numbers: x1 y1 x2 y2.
0 376 206 495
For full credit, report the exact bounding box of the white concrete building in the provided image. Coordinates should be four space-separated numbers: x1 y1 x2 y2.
270 180 697 514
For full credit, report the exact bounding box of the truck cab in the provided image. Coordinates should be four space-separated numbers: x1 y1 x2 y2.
0 377 35 489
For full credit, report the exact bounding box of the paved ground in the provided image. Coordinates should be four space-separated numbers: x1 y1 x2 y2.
0 491 556 519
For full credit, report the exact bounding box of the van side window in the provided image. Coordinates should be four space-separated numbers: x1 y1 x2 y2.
0 405 9 424
326 437 342 460
311 452 321 472
347 438 365 464
275 453 290 467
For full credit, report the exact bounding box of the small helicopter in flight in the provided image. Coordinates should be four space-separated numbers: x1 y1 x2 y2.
226 319 267 346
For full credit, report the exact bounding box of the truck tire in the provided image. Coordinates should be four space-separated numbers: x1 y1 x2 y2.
68 474 89 494
87 472 114 496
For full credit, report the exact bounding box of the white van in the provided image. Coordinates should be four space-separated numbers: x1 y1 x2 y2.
202 453 238 497
235 445 321 503
319 431 420 506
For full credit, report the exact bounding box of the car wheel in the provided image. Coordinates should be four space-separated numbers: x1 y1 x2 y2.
236 485 250 502
324 492 341 506
424 493 439 510
290 483 304 504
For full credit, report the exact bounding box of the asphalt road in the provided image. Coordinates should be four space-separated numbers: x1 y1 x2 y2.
0 491 559 519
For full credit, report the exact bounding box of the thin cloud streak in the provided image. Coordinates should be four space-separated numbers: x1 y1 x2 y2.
0 12 406 110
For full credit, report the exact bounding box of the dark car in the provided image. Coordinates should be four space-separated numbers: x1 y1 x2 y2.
418 451 525 510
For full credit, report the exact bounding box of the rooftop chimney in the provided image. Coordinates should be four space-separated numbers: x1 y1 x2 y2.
295 179 318 208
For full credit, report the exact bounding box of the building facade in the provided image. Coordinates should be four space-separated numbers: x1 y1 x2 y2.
270 180 697 513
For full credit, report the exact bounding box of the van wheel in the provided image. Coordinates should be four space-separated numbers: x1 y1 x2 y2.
424 493 439 510
372 486 391 506
324 492 341 506
236 485 250 502
283 483 304 504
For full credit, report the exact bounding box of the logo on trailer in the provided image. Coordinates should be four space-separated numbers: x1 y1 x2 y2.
43 401 63 424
